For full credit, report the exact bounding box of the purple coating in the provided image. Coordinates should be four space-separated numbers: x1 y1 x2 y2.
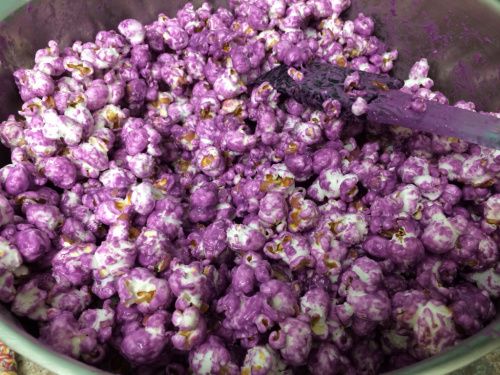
0 0 497 374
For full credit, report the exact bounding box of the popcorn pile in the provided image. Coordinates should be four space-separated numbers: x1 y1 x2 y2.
0 0 498 373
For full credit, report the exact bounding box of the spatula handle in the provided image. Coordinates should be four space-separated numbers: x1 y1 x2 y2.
368 90 500 149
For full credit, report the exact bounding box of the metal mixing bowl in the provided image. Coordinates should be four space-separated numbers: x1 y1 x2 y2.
0 1 499 374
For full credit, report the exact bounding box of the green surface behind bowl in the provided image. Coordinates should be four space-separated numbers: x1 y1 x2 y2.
0 1 499 374
0 0 29 17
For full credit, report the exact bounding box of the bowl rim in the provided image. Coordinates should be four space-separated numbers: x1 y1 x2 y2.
385 318 500 375
0 305 110 375
1 306 499 375
0 1 499 374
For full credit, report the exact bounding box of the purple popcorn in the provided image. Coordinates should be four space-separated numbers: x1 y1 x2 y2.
176 3 202 33
84 80 109 111
385 220 425 269
91 233 137 299
0 115 25 148
105 79 126 105
79 301 115 343
117 267 171 314
130 179 160 215
189 336 239 375
351 96 368 116
171 306 207 351
318 211 368 245
421 207 463 254
168 260 211 311
353 12 374 36
450 224 497 271
258 191 288 228
258 163 296 196
284 151 314 181
0 236 22 272
449 284 495 335
351 340 384 374
15 226 51 263
13 69 55 101
0 194 14 226
70 141 110 179
121 118 147 155
34 40 65 76
163 19 190 51
308 343 345 375
195 219 229 260
25 203 63 235
345 284 391 322
308 166 358 202
17 187 61 210
63 55 95 81
64 102 95 137
146 195 184 240
222 127 257 153
264 232 314 270
466 266 500 298
213 68 246 100
195 145 225 177
41 156 77 189
381 328 410 355
216 291 264 344
230 263 256 294
337 257 391 323
131 44 152 70
311 228 347 284
160 60 190 94
60 188 82 215
203 262 230 297
189 180 219 223
24 127 60 159
411 300 458 359
300 288 330 339
47 285 92 315
288 191 319 232
241 345 287 375
99 166 136 189
11 278 54 321
227 221 266 252
484 194 500 225
0 269 16 303
392 290 458 359
416 256 457 299
269 317 312 366
40 311 100 361
126 153 156 178
52 242 96 286
136 227 172 272
0 163 31 196
239 251 272 283
126 78 148 104
1 0 499 372
232 179 266 217
118 19 146 45
348 256 384 290
259 279 298 322
403 58 434 92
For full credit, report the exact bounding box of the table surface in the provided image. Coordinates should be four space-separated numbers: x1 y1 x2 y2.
11 349 500 375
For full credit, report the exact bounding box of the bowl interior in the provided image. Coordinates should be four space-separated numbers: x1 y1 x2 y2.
0 1 499 374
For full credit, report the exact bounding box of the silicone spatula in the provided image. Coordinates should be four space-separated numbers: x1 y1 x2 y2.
255 61 500 149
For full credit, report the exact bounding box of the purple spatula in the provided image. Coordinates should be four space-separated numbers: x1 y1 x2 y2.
256 61 500 149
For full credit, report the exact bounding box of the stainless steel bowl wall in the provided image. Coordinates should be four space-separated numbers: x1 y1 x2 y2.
0 1 499 374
